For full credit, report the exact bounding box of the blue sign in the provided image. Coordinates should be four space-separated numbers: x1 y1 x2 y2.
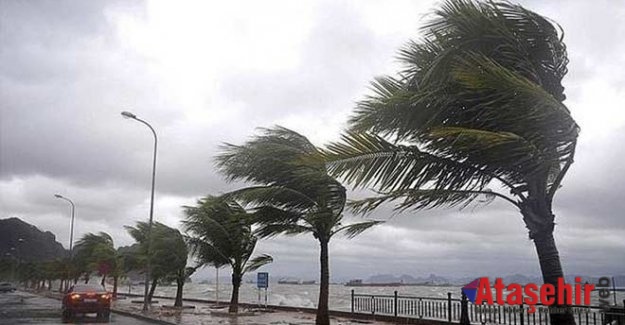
257 272 269 288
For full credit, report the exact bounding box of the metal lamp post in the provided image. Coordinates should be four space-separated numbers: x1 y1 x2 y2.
55 194 75 291
54 194 75 255
121 110 157 312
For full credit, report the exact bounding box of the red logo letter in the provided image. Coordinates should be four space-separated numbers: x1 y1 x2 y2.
524 283 538 313
476 278 493 305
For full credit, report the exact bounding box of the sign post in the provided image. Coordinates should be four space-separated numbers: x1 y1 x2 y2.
257 272 269 309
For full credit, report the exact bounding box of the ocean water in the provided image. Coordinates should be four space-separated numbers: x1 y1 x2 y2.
121 282 624 310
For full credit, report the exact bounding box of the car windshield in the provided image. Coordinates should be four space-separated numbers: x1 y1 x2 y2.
71 284 105 293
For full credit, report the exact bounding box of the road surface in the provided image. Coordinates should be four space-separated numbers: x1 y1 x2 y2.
0 290 155 324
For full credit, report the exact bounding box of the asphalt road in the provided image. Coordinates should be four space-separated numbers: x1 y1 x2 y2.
0 291 155 324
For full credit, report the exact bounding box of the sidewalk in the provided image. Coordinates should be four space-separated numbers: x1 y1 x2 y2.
113 295 389 325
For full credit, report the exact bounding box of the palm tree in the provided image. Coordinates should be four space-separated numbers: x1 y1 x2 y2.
150 225 189 308
125 221 188 304
216 127 382 324
183 196 272 313
74 232 116 286
321 1 577 324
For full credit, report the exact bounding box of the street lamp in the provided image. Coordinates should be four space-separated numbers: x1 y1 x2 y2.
121 110 157 312
54 194 76 256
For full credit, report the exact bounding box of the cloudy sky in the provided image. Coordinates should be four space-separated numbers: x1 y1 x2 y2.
1 0 624 281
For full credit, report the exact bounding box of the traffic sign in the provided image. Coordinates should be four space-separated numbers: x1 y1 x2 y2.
257 272 269 288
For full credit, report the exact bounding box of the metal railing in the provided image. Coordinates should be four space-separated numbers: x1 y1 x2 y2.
350 291 624 325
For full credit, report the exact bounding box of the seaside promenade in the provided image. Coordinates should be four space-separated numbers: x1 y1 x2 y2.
112 294 395 325
16 289 401 324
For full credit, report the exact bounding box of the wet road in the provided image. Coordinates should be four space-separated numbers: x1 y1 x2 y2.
0 291 154 324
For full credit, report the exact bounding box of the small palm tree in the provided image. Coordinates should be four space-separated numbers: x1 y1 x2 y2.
74 232 116 286
183 196 272 313
322 1 577 324
216 127 382 324
150 225 189 307
125 221 188 304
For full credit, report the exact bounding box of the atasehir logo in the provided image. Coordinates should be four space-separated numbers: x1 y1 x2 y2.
461 278 481 303
462 277 595 313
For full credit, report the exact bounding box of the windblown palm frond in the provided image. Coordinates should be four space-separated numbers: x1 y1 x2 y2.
224 186 318 212
243 255 273 273
322 132 496 194
348 188 499 215
332 220 384 239
325 0 578 214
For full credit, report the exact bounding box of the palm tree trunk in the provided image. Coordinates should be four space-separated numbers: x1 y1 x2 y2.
174 273 184 307
533 232 576 325
112 276 118 299
316 239 330 325
229 272 241 313
521 191 576 325
147 278 158 303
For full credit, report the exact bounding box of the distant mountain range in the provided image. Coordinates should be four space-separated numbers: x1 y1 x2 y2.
360 273 625 287
0 217 67 262
366 273 452 285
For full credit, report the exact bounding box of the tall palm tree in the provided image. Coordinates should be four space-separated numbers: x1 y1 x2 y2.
183 196 273 313
216 127 382 324
321 1 577 324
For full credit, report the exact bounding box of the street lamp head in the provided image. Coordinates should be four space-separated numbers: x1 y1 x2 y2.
121 111 137 119
54 194 63 199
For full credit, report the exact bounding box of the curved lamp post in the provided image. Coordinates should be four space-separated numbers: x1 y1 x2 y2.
121 110 157 312
55 194 75 291
54 194 75 256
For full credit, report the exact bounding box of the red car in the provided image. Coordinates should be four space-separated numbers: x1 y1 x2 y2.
62 283 111 322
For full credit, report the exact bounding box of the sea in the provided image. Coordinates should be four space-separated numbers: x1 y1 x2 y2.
120 282 625 310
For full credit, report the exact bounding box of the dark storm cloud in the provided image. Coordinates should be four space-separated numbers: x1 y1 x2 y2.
219 1 392 120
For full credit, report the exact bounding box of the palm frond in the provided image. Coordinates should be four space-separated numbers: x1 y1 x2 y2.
333 220 384 239
334 0 577 212
323 131 499 192
254 223 313 239
224 186 318 212
242 254 273 273
348 188 504 215
252 206 303 225
423 126 542 176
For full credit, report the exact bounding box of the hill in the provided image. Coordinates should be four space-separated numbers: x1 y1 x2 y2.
0 217 67 262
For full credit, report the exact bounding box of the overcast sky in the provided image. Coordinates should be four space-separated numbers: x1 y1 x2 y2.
1 0 624 281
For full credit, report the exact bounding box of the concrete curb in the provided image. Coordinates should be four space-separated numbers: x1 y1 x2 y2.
110 308 176 325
